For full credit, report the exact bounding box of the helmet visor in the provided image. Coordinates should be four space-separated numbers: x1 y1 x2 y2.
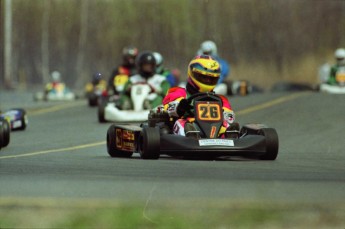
193 72 219 86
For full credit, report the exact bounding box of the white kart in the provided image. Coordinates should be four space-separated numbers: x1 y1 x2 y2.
319 72 345 94
34 83 76 101
98 84 152 123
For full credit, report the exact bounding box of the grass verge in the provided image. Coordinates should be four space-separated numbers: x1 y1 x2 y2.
0 198 344 228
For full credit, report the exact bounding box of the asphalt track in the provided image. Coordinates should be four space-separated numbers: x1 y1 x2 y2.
0 90 344 206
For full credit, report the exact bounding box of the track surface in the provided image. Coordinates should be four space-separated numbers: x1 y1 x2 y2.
1 91 344 205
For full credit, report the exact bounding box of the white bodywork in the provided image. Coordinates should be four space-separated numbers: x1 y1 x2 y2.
319 83 345 94
104 84 152 122
213 83 227 95
45 91 75 101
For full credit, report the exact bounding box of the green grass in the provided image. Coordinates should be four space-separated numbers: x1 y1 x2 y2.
0 199 344 228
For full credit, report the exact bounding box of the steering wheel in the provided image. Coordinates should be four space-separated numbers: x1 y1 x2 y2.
180 92 216 117
186 91 216 104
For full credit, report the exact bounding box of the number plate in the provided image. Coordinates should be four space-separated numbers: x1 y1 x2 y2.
114 74 129 86
199 139 234 146
196 102 221 121
116 128 135 151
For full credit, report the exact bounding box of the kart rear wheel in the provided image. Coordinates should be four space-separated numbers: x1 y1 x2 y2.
138 127 160 160
258 128 279 160
107 125 133 158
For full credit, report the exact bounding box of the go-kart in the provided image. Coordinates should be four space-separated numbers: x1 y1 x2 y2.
34 83 76 101
319 72 345 94
0 119 10 150
85 81 108 107
106 92 279 160
0 108 28 130
98 83 153 123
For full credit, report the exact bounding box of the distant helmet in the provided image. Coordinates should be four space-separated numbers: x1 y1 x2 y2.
153 52 164 73
122 46 139 66
92 72 102 85
136 52 156 78
335 48 345 65
187 55 221 92
51 71 61 82
200 40 218 56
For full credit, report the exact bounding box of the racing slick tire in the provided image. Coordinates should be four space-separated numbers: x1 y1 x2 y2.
106 125 133 158
98 103 107 123
0 120 10 147
138 127 160 160
258 128 279 160
88 94 98 107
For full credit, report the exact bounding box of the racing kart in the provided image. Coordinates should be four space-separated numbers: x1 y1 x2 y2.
34 83 76 101
98 83 152 123
106 92 279 160
85 82 108 107
0 108 28 130
319 73 345 94
0 119 10 150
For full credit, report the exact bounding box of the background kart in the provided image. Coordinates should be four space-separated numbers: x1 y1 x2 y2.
318 72 345 94
315 64 345 94
0 119 10 149
33 83 76 101
98 84 153 123
106 92 279 160
0 108 28 131
85 81 108 107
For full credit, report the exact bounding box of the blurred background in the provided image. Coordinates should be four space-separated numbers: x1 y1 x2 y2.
1 0 344 90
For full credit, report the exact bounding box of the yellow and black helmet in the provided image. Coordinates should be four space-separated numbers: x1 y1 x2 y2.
187 55 221 92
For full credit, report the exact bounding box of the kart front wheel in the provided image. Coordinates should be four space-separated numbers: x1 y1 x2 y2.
0 120 10 147
138 127 160 160
98 103 106 123
17 109 27 130
259 128 279 160
88 94 98 107
107 125 133 158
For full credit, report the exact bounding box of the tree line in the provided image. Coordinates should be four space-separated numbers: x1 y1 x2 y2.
1 0 344 89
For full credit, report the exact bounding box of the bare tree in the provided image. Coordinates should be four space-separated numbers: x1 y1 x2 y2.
75 0 89 89
41 0 50 84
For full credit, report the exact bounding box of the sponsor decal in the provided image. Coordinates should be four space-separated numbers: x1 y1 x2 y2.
210 126 217 138
122 130 134 140
115 128 135 151
199 139 234 146
122 141 134 150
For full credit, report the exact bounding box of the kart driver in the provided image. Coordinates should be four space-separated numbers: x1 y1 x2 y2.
162 55 239 139
118 51 170 110
44 71 64 94
153 52 178 87
328 48 345 85
85 72 107 94
107 46 139 95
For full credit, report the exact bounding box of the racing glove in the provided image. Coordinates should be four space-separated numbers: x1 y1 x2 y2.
176 99 192 117
167 99 192 117
224 110 235 124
